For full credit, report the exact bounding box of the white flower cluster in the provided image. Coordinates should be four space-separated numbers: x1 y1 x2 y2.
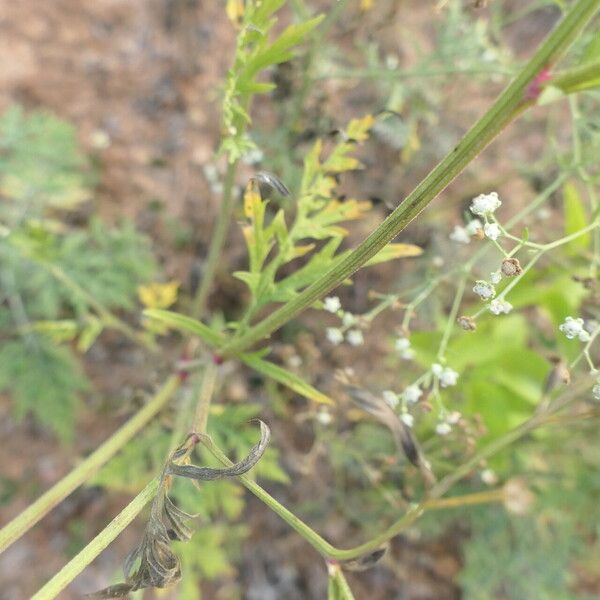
559 316 590 342
323 296 341 313
403 384 423 404
489 298 513 315
326 327 364 346
593 383 600 402
395 337 415 360
473 280 496 300
435 411 461 436
483 222 501 241
382 390 414 427
490 270 502 285
449 219 482 244
470 191 502 216
432 363 459 387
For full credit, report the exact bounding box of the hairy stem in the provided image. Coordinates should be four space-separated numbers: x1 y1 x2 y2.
0 375 180 554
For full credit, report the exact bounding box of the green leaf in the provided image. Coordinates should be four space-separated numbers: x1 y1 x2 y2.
240 352 335 405
563 180 590 254
365 243 423 266
0 337 88 442
143 309 224 347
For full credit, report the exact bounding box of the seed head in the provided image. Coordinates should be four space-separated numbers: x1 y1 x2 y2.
501 257 523 277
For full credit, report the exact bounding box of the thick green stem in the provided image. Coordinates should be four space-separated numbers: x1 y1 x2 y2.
218 0 600 356
0 375 180 554
31 479 159 600
191 160 238 319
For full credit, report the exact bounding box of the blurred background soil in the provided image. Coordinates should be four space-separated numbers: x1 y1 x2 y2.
0 1 570 598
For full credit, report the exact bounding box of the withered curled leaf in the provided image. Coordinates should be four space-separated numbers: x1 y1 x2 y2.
346 386 436 487
341 546 387 572
87 421 270 598
167 420 270 481
255 171 290 197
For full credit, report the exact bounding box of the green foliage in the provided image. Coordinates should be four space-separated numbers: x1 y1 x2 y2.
0 106 156 440
234 115 421 325
563 180 591 254
0 105 91 218
0 336 88 441
328 565 356 600
221 0 323 162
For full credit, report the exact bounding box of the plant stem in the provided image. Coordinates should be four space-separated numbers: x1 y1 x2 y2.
193 361 218 433
0 375 180 554
219 0 600 357
191 159 238 319
204 375 593 561
31 479 160 600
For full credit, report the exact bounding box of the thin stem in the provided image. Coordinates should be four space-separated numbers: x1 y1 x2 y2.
219 0 600 357
203 375 592 562
31 479 160 600
437 275 466 361
0 375 180 554
193 361 219 433
191 160 238 319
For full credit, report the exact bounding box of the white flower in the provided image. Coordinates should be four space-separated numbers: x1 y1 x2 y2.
403 385 423 404
481 469 498 485
395 337 415 360
470 192 502 216
490 270 502 285
435 422 452 435
473 280 496 300
342 312 357 327
446 410 462 424
326 327 344 345
592 383 600 402
431 363 444 377
347 329 364 346
559 316 591 342
466 219 483 235
489 299 513 315
323 296 341 313
439 367 459 387
483 222 501 241
450 225 470 244
316 408 332 426
400 413 414 428
382 390 399 409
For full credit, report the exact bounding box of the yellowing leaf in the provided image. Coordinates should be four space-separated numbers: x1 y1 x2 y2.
138 281 179 309
291 243 316 258
226 0 244 24
243 180 262 219
346 114 375 141
366 243 423 266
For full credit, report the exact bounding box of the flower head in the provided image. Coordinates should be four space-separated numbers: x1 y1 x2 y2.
403 384 423 404
473 280 496 300
435 422 452 435
450 225 470 244
490 270 502 285
470 192 502 216
484 222 501 241
592 383 600 402
559 316 590 342
440 367 459 387
323 296 341 313
347 329 364 346
466 219 483 236
489 299 513 315
342 312 357 327
395 337 415 360
501 257 522 277
326 327 344 345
